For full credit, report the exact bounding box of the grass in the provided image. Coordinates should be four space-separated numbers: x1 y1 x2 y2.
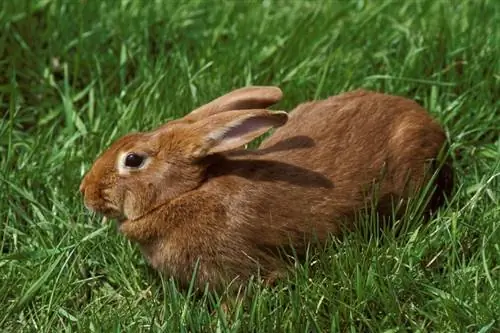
1 0 499 331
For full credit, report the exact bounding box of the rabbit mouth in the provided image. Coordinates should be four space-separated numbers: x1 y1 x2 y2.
97 208 127 224
85 199 123 220
99 203 125 220
100 207 121 218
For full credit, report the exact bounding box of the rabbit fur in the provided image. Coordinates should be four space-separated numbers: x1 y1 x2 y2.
80 86 453 292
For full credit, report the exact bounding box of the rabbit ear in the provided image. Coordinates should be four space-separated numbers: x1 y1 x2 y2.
187 109 288 158
182 86 283 123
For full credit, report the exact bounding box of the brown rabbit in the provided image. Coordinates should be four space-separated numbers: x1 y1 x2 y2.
80 86 453 292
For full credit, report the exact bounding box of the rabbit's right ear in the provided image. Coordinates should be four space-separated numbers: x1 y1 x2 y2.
181 86 283 123
185 109 288 158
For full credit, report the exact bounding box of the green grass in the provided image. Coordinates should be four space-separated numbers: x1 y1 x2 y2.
1 0 499 331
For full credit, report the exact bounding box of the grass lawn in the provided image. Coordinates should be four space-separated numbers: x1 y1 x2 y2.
1 0 499 331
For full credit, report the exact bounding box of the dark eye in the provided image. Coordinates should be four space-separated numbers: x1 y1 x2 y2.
124 153 145 168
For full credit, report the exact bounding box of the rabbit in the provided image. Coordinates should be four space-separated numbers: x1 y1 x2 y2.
79 86 453 293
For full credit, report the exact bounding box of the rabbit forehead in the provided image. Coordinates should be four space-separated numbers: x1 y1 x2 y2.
110 132 158 154
149 124 196 153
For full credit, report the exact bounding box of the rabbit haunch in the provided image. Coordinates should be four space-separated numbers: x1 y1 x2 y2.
80 86 453 291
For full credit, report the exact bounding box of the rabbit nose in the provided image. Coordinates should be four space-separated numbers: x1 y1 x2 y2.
79 181 86 195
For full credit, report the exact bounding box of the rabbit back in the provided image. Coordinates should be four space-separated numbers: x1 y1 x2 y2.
259 89 451 216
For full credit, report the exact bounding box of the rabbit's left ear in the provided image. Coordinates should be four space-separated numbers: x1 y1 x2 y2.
185 109 288 158
181 86 283 123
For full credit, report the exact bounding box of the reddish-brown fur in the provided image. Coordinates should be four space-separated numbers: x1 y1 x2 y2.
80 86 453 292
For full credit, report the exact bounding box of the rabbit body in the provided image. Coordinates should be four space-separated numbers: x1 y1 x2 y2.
80 87 452 291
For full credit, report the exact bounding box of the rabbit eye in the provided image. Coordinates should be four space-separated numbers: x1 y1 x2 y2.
124 153 145 168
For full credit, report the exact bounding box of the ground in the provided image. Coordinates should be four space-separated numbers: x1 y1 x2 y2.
1 0 499 332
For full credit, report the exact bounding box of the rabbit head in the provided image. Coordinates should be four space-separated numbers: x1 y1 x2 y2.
79 86 287 222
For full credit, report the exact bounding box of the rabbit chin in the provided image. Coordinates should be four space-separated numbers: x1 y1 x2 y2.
86 204 126 223
105 210 127 223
